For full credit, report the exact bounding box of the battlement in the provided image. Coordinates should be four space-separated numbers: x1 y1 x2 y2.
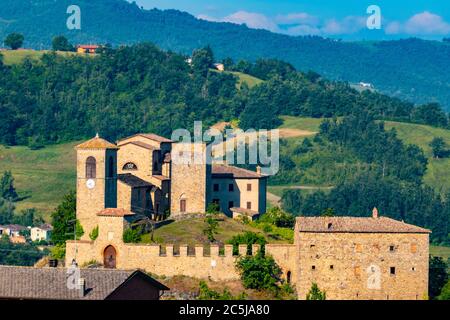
157 244 262 257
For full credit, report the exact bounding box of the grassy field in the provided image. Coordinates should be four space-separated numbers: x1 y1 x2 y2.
384 121 450 193
0 142 77 218
141 216 290 247
210 69 264 89
0 49 79 65
430 245 450 262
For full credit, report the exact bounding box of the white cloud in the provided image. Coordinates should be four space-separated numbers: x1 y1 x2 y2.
322 16 367 35
222 11 280 32
386 11 450 35
274 12 319 25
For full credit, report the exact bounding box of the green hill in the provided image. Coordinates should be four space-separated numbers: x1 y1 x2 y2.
0 49 78 65
1 0 449 109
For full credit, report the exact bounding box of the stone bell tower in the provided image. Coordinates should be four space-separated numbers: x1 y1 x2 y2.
75 134 118 240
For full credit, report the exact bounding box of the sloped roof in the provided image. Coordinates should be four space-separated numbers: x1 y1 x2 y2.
4 224 27 232
230 207 260 217
0 267 168 300
97 208 134 217
117 141 159 150
35 223 53 231
118 133 173 144
212 164 263 179
118 174 154 188
75 135 118 150
296 216 431 234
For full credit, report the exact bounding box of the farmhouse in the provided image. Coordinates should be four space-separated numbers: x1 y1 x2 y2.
76 44 99 54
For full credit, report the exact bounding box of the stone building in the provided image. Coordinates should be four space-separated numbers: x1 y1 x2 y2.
74 134 266 240
68 134 430 300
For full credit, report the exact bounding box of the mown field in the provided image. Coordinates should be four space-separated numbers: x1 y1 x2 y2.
0 49 79 65
0 142 77 218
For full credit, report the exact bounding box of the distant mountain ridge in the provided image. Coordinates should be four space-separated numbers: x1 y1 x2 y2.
1 0 449 110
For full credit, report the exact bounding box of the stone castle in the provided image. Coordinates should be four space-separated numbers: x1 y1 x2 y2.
66 134 431 300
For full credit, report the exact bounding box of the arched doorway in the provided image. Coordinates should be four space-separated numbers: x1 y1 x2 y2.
103 245 117 269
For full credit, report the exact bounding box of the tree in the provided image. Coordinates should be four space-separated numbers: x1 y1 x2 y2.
438 280 450 300
0 171 18 201
0 197 14 225
321 208 335 217
430 137 447 159
52 35 73 52
123 227 142 243
13 208 43 227
306 283 326 300
89 225 99 241
4 33 24 50
227 231 266 255
191 46 214 77
429 256 448 299
203 211 219 242
50 191 82 245
236 251 282 290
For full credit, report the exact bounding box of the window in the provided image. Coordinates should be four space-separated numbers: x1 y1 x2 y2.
86 157 96 179
122 162 138 171
311 265 316 270
107 156 114 178
228 184 234 192
310 244 315 249
327 223 333 230
247 184 252 191
246 202 252 210
389 245 395 252
286 271 291 284
411 267 416 272
228 201 234 209
213 184 219 192
390 267 396 275
330 265 334 270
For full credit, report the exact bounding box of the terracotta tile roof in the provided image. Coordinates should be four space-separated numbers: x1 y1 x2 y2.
296 216 431 234
118 133 173 144
152 175 170 181
230 207 260 216
4 224 27 232
75 135 118 150
36 223 53 231
117 141 159 150
0 267 168 300
77 45 100 49
118 174 154 188
212 164 263 179
97 208 134 217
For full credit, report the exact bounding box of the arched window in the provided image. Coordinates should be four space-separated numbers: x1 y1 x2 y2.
86 157 96 179
122 162 138 171
107 156 114 178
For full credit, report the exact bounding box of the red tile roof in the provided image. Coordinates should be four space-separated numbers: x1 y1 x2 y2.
296 216 431 234
118 140 158 150
97 208 134 217
118 133 173 144
212 164 263 179
75 136 118 150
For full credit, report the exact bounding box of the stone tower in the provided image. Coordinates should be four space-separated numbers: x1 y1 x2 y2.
170 142 211 216
75 135 118 240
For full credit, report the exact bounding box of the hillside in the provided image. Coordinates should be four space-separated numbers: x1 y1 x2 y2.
0 49 78 65
0 0 449 109
275 116 450 194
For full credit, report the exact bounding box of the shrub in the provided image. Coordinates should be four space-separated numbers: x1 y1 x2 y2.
206 203 220 214
306 283 326 300
203 212 219 242
123 227 142 243
197 281 246 300
50 244 66 260
89 226 99 241
235 251 281 290
258 207 295 229
227 231 266 255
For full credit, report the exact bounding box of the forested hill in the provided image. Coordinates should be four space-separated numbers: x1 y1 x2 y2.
1 0 450 110
0 44 448 147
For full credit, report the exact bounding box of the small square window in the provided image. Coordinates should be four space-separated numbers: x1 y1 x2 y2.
390 267 396 275
330 265 334 270
411 267 416 272
228 184 234 192
310 244 315 249
389 245 395 252
311 265 316 270
213 184 219 192
246 202 252 210
247 184 252 191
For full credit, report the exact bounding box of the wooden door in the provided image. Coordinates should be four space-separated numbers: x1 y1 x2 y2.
180 199 186 212
104 245 117 269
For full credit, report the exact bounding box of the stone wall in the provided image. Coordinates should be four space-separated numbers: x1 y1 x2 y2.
295 232 429 300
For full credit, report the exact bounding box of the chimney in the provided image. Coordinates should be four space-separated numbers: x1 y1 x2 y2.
78 278 86 298
256 165 261 175
372 207 379 219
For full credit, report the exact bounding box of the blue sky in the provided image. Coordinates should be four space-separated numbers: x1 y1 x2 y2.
131 0 450 40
